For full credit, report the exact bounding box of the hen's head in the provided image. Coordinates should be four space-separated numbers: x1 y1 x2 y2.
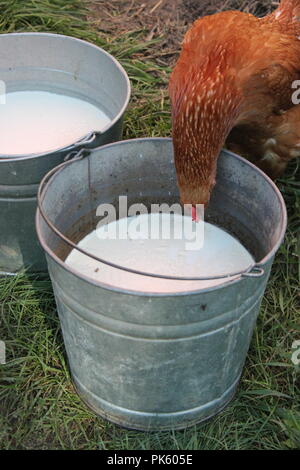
169 19 243 207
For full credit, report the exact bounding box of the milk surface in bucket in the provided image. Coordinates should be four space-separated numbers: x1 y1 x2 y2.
65 213 255 293
0 90 111 155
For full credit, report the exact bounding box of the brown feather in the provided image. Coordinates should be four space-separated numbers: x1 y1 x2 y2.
169 1 300 205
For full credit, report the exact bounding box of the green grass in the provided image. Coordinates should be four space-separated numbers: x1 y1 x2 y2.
0 0 299 450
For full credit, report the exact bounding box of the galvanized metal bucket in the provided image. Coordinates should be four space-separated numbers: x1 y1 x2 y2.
36 138 287 431
0 33 130 275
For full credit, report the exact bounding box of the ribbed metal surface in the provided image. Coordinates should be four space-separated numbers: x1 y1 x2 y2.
36 138 287 430
0 33 130 274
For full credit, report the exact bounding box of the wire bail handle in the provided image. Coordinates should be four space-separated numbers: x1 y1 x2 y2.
38 128 100 203
37 138 265 281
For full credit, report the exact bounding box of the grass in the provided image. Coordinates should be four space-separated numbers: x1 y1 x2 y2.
0 0 299 450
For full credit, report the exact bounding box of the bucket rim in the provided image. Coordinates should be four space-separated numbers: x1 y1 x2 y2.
35 137 288 297
87 137 288 268
0 32 131 162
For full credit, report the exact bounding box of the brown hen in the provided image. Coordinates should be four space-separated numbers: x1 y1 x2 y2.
169 0 300 206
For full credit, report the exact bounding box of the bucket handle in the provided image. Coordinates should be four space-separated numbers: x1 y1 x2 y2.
37 129 99 197
59 130 99 154
0 130 99 160
241 267 265 278
37 154 266 282
37 147 90 203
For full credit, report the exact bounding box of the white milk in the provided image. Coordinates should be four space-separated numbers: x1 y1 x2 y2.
65 213 255 293
0 90 111 155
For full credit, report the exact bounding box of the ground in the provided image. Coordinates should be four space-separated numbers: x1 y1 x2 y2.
89 0 275 67
0 0 299 450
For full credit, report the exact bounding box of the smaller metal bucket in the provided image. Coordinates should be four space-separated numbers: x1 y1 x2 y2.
36 138 287 431
0 33 130 275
